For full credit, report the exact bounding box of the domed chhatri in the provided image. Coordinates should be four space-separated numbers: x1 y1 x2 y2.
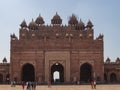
68 14 78 26
78 19 85 30
51 12 62 25
35 14 45 25
28 19 37 30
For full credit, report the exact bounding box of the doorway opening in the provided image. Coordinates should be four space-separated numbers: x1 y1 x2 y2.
51 63 64 83
21 63 35 82
80 63 92 83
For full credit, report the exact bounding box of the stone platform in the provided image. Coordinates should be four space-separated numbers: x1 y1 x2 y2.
0 85 120 90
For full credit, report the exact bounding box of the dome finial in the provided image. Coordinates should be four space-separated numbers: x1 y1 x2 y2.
32 18 34 22
39 13 41 17
56 12 58 15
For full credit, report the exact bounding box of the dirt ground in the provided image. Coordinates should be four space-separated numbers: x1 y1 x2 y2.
0 84 120 90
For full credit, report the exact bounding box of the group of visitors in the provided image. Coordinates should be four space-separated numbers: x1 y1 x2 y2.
21 81 37 90
11 80 16 87
25 81 37 90
10 80 97 89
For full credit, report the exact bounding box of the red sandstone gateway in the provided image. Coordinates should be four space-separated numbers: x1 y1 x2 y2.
0 13 119 84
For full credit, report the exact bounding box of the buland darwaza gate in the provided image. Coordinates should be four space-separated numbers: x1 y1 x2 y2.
0 13 120 84
10 13 104 83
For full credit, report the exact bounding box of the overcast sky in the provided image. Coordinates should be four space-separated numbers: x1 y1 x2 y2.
0 0 120 62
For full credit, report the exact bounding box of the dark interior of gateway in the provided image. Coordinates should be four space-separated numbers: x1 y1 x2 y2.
80 63 92 83
0 74 3 83
51 63 64 83
22 64 35 82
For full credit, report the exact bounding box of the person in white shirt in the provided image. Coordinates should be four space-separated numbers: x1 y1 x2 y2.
94 80 96 89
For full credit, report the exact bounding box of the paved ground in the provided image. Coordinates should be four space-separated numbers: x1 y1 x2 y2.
0 85 120 90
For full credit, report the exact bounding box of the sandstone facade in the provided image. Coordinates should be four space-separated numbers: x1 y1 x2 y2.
0 13 120 84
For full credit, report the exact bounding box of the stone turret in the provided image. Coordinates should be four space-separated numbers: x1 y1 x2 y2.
106 57 111 63
86 20 93 29
2 57 7 63
116 57 120 64
75 19 85 30
20 20 27 29
10 33 18 40
96 34 103 40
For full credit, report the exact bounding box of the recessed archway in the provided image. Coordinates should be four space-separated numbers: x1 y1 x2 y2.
104 73 107 82
80 63 92 83
0 74 3 83
110 73 117 82
21 63 35 82
51 63 64 83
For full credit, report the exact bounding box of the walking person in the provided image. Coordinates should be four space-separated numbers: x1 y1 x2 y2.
94 80 96 89
26 82 31 90
90 80 94 89
21 81 26 90
33 82 37 90
48 80 51 88
11 81 13 87
31 82 34 90
13 80 16 87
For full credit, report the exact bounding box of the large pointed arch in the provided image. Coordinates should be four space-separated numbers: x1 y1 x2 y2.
21 63 35 82
104 73 107 82
80 63 93 83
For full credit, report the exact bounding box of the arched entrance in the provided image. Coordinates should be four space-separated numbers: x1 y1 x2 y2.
51 63 64 83
110 73 117 83
21 63 35 82
0 74 3 84
80 63 92 83
104 73 107 82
